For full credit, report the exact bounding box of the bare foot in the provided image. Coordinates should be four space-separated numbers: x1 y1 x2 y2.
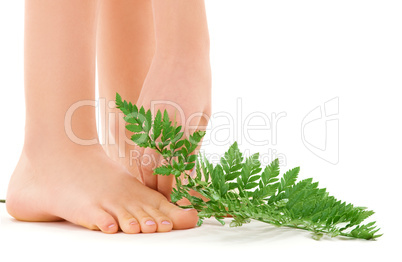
6 144 198 233
106 56 211 200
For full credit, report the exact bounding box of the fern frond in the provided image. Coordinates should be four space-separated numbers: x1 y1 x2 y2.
116 93 382 240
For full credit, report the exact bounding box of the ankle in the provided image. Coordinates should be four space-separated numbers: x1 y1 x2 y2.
22 137 103 161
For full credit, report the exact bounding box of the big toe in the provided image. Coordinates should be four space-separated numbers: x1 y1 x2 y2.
159 200 199 230
92 208 119 234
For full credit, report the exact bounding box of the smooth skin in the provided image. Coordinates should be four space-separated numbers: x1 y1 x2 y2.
6 0 210 234
98 0 211 199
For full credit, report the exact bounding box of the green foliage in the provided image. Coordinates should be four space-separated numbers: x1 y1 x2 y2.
116 93 382 240
116 93 204 177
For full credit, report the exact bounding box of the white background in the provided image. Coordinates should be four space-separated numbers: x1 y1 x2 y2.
0 0 401 261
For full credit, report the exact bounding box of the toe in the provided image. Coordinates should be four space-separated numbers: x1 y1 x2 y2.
94 209 119 234
144 207 173 233
116 209 141 234
159 200 199 230
130 208 157 233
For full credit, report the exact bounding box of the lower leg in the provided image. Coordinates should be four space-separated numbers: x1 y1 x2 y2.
7 0 198 234
97 0 155 167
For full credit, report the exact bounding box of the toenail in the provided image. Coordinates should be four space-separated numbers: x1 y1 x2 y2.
129 220 138 225
145 220 155 226
183 208 196 211
108 224 116 229
161 221 171 225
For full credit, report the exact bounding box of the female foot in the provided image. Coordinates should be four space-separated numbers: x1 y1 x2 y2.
136 55 211 198
6 144 198 233
105 55 211 200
